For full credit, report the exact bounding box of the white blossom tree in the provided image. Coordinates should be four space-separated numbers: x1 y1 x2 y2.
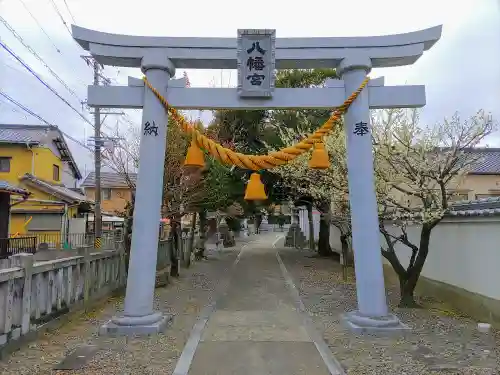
372 108 495 307
272 124 350 256
274 107 495 307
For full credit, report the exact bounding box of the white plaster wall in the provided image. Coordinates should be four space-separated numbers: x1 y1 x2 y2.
69 218 86 234
327 216 500 302
380 217 500 301
61 163 78 188
329 225 343 253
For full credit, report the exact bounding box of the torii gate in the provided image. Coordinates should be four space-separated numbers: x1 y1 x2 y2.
72 25 442 336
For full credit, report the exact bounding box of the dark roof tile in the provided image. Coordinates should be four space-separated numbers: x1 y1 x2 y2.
0 180 29 196
459 148 500 174
448 196 500 217
20 174 92 203
81 172 137 188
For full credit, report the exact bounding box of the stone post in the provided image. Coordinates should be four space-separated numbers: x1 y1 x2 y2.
78 247 91 308
116 240 127 287
100 50 174 336
11 253 34 335
338 57 406 333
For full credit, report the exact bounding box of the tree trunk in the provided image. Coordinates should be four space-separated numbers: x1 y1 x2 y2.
397 224 433 308
169 219 180 277
255 214 262 233
339 233 349 280
306 203 315 251
195 210 208 259
123 193 135 273
317 201 333 257
185 213 197 268
340 234 349 262
199 210 207 231
399 279 419 307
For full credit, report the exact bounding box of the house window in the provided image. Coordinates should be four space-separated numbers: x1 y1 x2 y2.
53 164 60 181
26 213 62 231
0 157 11 172
102 188 112 200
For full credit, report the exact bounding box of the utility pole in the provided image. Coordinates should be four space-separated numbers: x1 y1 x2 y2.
93 60 103 249
82 55 126 249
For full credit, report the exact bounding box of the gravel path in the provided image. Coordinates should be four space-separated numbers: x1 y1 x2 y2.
0 246 242 375
278 247 499 375
2 237 498 375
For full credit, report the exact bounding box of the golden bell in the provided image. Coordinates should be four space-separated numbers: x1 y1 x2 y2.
244 173 268 201
184 139 205 167
308 142 330 169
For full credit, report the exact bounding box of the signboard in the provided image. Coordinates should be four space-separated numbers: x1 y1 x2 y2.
237 29 276 98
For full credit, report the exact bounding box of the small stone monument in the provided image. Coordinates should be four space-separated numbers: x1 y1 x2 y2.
259 215 270 232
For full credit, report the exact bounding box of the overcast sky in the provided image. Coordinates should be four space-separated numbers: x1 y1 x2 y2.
1 0 499 177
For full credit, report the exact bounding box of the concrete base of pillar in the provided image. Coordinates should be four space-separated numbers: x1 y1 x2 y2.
341 310 410 336
99 311 173 337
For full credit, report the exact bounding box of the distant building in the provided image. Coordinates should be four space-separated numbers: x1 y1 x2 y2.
451 148 500 200
0 124 92 238
81 171 136 215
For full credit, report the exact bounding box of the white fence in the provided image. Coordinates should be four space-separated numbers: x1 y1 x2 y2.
330 216 500 302
328 213 500 321
0 247 125 349
380 215 500 302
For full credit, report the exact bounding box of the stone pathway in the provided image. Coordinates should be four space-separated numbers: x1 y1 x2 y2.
178 233 340 375
0 233 498 374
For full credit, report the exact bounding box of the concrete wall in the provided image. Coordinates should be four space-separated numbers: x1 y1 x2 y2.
380 216 500 301
328 215 500 324
0 247 126 349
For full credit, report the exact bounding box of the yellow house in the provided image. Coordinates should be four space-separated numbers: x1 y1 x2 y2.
81 171 135 215
0 124 92 245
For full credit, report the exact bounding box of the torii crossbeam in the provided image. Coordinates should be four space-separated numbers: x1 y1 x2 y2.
72 24 442 337
88 75 426 110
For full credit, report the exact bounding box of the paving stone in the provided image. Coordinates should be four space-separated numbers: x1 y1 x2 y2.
53 345 99 370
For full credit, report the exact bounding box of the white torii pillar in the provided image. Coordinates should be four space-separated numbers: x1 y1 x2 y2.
337 57 405 332
99 51 175 335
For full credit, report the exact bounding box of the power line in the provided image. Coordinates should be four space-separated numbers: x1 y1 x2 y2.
62 0 76 24
17 0 62 54
0 97 29 120
2 39 137 162
0 91 53 126
17 0 94 88
0 59 30 76
0 39 94 128
0 15 82 100
47 0 72 37
0 90 94 154
0 40 134 159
